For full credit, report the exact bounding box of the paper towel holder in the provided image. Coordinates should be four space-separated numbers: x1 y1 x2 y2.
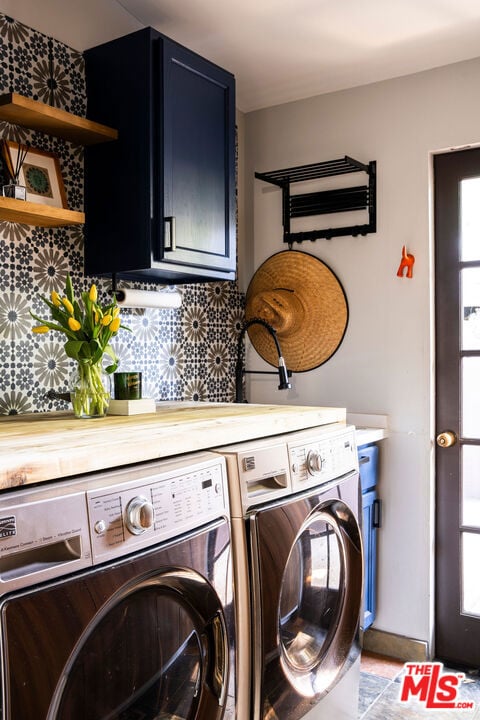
111 274 182 309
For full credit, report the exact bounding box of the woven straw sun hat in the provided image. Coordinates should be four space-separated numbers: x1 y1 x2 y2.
245 250 348 372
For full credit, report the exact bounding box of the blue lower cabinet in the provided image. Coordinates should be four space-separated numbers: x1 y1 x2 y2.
359 444 381 630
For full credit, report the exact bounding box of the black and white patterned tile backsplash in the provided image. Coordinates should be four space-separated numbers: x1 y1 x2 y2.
0 13 244 415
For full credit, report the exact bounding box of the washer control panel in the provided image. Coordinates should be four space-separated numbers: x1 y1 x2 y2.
289 425 357 490
0 452 228 595
88 457 228 563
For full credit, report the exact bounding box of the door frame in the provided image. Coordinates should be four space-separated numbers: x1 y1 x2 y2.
433 146 480 666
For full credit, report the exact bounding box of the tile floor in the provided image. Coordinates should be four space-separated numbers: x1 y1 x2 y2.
359 653 480 719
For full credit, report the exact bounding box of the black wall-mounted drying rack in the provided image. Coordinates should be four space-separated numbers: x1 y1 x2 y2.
255 156 376 246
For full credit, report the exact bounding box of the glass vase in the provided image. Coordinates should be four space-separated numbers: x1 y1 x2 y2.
70 361 111 419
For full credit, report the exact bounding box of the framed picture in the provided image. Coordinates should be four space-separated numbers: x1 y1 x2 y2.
1 140 67 208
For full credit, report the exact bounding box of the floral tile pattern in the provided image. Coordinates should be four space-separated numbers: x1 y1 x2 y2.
0 12 245 415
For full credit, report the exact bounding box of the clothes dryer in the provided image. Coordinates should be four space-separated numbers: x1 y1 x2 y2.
215 423 363 720
0 452 235 720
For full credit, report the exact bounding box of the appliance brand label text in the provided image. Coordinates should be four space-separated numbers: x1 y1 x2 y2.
0 516 16 539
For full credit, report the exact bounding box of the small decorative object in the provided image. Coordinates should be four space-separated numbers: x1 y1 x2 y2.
1 140 67 208
397 245 415 279
110 371 157 415
108 398 156 416
1 138 29 201
2 183 27 200
31 275 130 418
70 360 111 419
114 371 142 400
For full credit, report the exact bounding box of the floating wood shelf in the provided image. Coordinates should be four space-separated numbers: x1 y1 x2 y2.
0 197 84 227
255 156 376 245
0 93 118 145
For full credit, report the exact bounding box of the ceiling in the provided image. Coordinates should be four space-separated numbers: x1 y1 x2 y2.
118 0 480 112
117 0 480 111
7 0 480 112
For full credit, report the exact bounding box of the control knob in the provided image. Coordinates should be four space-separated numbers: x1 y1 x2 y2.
94 519 107 535
306 450 324 475
125 496 154 535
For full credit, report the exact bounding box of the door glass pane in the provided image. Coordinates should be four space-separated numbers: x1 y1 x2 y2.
462 446 480 527
279 515 342 669
461 268 480 350
55 588 202 720
462 532 480 617
460 177 480 261
461 357 480 438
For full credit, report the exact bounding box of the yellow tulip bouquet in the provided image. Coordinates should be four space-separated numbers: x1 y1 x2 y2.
31 274 129 417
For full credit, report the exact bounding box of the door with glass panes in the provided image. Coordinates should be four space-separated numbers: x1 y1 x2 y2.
434 147 480 666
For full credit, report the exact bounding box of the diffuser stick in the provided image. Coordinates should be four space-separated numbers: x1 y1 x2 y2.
14 143 29 183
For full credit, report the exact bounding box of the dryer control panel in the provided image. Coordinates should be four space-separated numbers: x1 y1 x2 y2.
289 425 357 491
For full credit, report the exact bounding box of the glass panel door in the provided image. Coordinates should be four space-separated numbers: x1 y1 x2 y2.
460 178 480 621
435 149 480 666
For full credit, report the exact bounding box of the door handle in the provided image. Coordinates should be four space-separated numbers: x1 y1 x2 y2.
164 216 176 251
436 431 457 448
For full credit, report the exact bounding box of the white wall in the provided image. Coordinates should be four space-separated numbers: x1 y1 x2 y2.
244 57 480 652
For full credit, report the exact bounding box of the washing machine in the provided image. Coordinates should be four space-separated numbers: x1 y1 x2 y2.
214 423 363 720
0 451 236 720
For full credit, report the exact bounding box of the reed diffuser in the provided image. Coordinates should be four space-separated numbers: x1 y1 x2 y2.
1 140 29 200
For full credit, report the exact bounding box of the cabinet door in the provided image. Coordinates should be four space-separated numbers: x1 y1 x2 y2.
157 40 236 277
362 489 377 630
85 29 236 284
84 29 156 279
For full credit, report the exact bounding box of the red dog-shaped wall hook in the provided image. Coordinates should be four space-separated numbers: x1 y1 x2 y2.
397 245 415 279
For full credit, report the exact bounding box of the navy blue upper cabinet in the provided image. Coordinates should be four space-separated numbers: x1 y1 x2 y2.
84 28 236 284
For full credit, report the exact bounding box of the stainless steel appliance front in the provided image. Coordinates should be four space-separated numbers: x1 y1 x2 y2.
215 423 363 720
250 467 362 719
0 452 235 720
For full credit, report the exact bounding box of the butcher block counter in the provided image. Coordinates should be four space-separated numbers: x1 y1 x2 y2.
0 402 346 490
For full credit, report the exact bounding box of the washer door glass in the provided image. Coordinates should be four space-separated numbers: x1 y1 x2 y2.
278 498 362 697
47 569 228 720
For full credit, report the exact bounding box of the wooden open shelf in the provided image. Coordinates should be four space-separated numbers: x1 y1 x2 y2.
0 93 118 145
0 196 84 227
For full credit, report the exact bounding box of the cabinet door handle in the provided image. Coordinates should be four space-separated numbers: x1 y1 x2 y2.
165 216 176 251
373 499 382 528
359 455 370 465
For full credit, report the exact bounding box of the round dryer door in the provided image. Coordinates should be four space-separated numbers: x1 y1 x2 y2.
251 472 363 720
278 499 363 697
46 569 229 720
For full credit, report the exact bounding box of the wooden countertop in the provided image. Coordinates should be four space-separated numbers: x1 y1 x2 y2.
0 402 345 490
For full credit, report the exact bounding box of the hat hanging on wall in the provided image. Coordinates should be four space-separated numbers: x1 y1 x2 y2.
245 250 348 373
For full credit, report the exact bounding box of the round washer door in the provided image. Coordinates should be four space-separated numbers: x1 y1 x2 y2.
1 520 232 720
251 476 363 720
46 568 229 720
